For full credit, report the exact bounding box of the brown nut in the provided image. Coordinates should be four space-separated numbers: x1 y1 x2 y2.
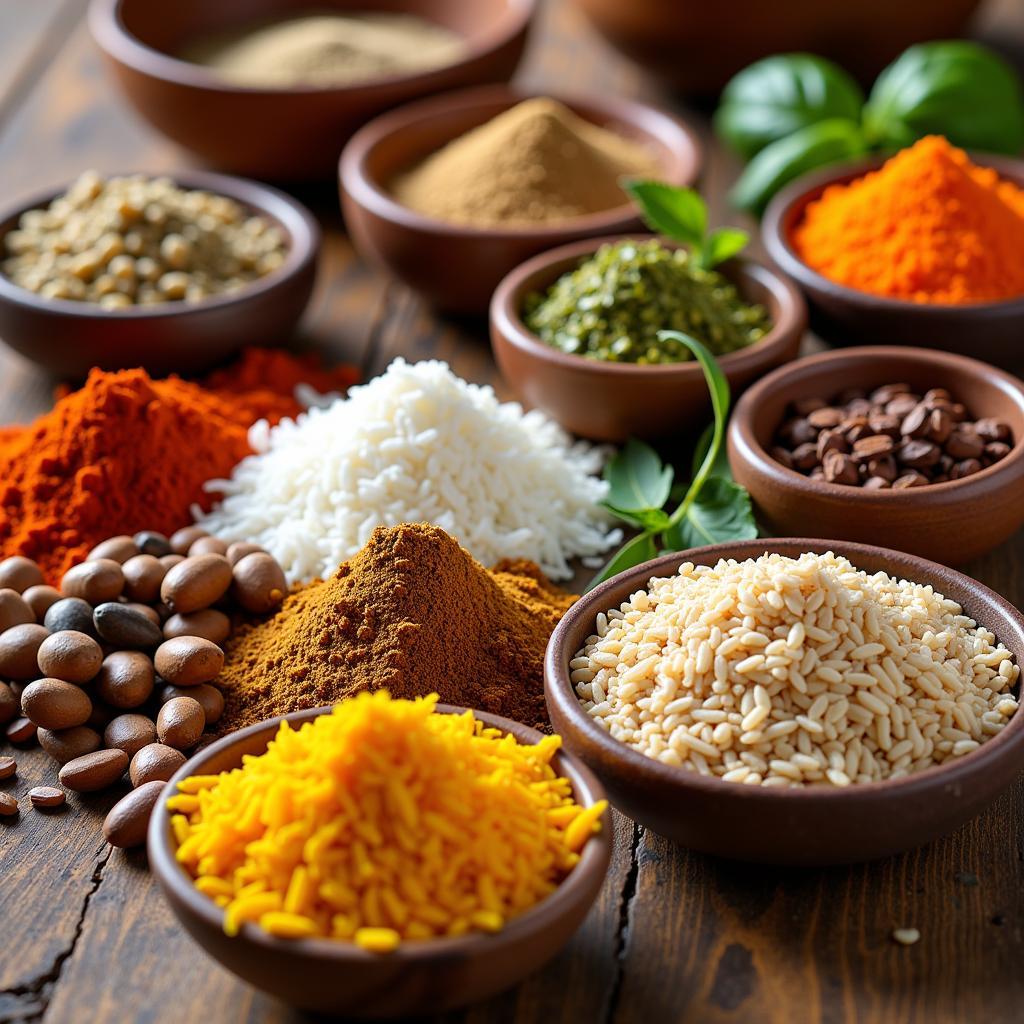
36 630 104 684
945 427 985 460
129 743 186 787
851 434 895 461
29 786 66 810
226 542 266 567
160 554 232 614
822 451 859 485
0 791 18 816
44 598 98 638
232 553 288 615
121 554 167 604
104 714 158 758
156 696 205 751
61 558 124 604
93 602 163 649
0 556 44 594
189 536 229 557
6 716 38 744
160 682 224 726
0 589 35 632
975 418 1011 444
0 755 15 779
103 780 165 848
0 682 17 724
20 678 94 730
162 609 231 645
791 443 818 471
37 725 102 766
124 602 162 626
133 531 172 558
893 472 930 489
154 636 224 687
94 651 155 710
169 525 208 555
0 623 49 679
159 554 186 572
897 440 941 469
87 536 139 564
58 748 129 793
21 585 61 621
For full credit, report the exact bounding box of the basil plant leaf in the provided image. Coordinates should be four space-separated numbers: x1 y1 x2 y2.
623 180 707 250
604 504 672 533
603 438 674 513
863 41 1024 155
700 227 750 270
585 532 658 593
730 118 869 216
663 478 759 551
715 53 865 160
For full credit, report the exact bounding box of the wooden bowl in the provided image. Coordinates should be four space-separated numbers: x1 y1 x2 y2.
545 539 1024 865
571 0 982 95
148 704 612 1017
490 234 806 441
0 171 319 378
88 0 536 180
762 155 1024 370
727 346 1024 564
340 86 702 314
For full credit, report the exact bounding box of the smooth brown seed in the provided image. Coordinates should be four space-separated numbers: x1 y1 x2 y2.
0 556 44 594
22 585 61 621
121 554 167 604
6 717 38 744
945 427 985 460
103 780 165 848
0 682 16 724
226 542 266 566
189 536 229 557
133 531 172 558
156 696 205 751
169 525 208 555
0 623 49 679
29 786 65 809
87 536 139 564
0 791 18 816
159 554 186 571
129 743 186 787
160 682 224 725
0 755 15 779
59 748 129 792
154 636 224 686
37 630 104 684
94 650 155 709
20 678 94 730
93 602 163 649
37 725 102 765
61 558 124 604
104 714 158 757
162 608 231 645
44 597 98 638
125 602 162 626
232 553 287 615
160 554 232 614
0 588 35 632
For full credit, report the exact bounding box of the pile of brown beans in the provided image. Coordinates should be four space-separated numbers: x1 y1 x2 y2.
771 384 1014 489
0 526 287 844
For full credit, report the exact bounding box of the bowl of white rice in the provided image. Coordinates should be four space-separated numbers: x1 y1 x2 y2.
545 539 1024 865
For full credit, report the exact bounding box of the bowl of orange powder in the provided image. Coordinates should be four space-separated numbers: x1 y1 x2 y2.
762 136 1024 369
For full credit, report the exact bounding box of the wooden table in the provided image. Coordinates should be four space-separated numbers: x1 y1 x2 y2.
2 4 1024 1023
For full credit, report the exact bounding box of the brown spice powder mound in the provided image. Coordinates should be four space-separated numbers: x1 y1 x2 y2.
217 523 576 734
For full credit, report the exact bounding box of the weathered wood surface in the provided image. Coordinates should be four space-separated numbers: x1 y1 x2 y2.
1 3 1024 1023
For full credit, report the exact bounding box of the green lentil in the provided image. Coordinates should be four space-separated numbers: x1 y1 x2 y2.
524 239 771 364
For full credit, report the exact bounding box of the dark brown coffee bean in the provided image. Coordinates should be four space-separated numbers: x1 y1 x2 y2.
984 441 1012 464
822 451 859 485
0 556 44 594
169 526 208 555
951 458 984 479
807 407 843 430
6 717 38 744
791 443 818 470
870 383 913 403
104 714 158 758
160 554 232 614
816 430 848 461
945 426 985 460
867 414 901 438
863 476 892 490
924 409 953 444
93 602 163 649
157 696 205 751
95 651 155 710
770 446 794 470
155 637 224 687
232 553 288 615
0 755 15 779
0 792 18 816
975 418 1011 443
898 440 942 469
0 623 48 679
841 416 871 443
226 542 267 567
37 631 104 684
87 536 139 564
792 396 826 416
59 748 129 793
21 585 61 621
846 399 874 418
20 678 93 731
898 404 929 439
133 531 172 558
785 418 817 446
29 786 65 809
44 597 98 638
0 682 16 725
160 683 224 726
864 455 897 481
61 559 124 604
885 395 919 418
121 554 167 604
893 472 929 489
37 725 102 765
947 403 968 422
104 780 165 848
130 743 186 787
851 434 895 461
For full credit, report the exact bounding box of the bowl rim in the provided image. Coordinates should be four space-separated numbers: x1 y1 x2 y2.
729 344 1024 501
88 0 538 97
762 151 1024 315
148 702 612 963
545 537 1024 802
490 231 807 376
339 84 703 240
0 169 320 320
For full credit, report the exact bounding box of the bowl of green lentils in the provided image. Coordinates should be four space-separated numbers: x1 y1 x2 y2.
490 234 806 441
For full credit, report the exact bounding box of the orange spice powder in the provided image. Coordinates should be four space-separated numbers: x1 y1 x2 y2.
791 136 1024 304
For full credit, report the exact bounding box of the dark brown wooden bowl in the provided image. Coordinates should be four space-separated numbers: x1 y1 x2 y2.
762 155 1024 370
88 0 536 180
545 539 1024 865
0 170 319 378
339 86 702 314
490 234 806 441
148 704 612 1017
727 346 1024 564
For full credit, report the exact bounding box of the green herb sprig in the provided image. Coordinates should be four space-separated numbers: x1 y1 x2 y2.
587 332 757 591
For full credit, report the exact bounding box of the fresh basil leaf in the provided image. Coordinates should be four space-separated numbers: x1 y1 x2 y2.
624 180 707 250
603 438 674 512
863 41 1024 155
663 477 758 551
700 227 749 270
604 504 672 533
585 532 658 593
730 118 869 215
715 53 865 160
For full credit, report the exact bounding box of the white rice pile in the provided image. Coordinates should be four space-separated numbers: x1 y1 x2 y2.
196 359 620 583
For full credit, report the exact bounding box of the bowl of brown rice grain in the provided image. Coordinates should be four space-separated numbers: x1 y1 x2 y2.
545 538 1024 865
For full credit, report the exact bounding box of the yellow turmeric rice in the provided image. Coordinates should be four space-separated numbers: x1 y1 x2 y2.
170 691 607 952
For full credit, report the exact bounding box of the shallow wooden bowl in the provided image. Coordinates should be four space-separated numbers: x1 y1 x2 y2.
88 0 536 180
0 171 319 378
762 155 1024 370
727 346 1024 564
490 234 805 441
148 704 612 1017
545 539 1024 865
340 86 702 313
